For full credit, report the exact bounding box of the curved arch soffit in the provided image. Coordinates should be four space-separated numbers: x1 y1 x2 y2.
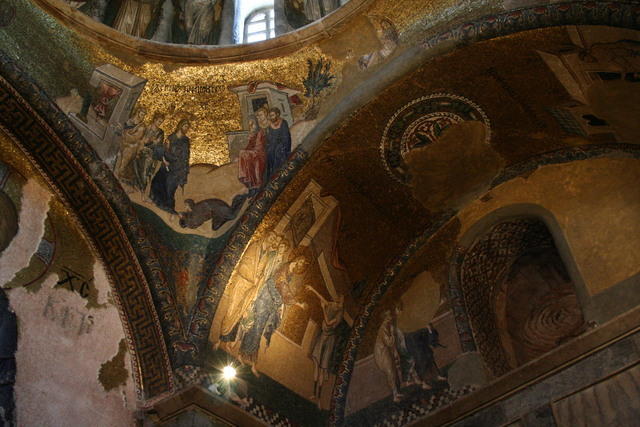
329 141 640 425
451 211 583 376
173 1 640 406
32 0 373 63
189 0 640 342
0 53 175 402
454 203 588 302
445 204 590 357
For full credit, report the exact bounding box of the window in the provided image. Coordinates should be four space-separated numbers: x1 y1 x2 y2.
244 7 275 43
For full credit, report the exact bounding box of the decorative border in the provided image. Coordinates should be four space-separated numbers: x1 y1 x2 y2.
379 93 491 184
422 1 640 50
0 52 175 400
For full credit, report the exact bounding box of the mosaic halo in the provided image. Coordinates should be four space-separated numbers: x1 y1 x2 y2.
380 93 491 183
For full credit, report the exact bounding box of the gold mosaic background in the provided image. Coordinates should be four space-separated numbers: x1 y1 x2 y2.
87 44 342 166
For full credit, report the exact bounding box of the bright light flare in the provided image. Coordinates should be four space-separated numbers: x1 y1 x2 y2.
222 365 236 380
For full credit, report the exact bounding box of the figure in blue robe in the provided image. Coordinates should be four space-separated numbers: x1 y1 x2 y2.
238 256 308 376
404 323 447 386
150 119 191 213
264 108 292 183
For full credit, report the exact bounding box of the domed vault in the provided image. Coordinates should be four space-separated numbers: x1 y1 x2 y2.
1 0 640 426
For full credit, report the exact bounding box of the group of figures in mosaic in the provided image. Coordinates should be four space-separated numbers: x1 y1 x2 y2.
66 0 346 45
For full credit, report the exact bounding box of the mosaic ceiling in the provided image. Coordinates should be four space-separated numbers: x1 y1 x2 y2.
1 0 640 425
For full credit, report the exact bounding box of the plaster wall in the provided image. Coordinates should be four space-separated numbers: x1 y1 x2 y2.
450 328 640 427
0 149 136 426
9 266 137 427
457 157 640 297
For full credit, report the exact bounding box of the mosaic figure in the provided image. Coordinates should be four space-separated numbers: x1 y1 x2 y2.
150 119 191 213
183 0 223 45
374 306 407 402
404 323 447 389
265 107 292 182
238 115 267 193
112 0 163 39
218 232 283 351
307 285 344 401
239 254 308 376
134 112 165 196
115 107 147 184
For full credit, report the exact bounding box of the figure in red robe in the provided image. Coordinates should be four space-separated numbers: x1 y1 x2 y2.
238 115 267 193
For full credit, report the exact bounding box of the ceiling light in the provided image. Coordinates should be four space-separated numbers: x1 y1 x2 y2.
222 365 236 380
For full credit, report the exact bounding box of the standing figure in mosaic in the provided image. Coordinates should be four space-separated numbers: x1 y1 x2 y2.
112 0 164 39
307 286 344 402
374 306 406 402
303 0 340 21
183 0 223 45
134 112 165 197
404 323 447 389
218 231 281 351
115 107 147 185
150 119 191 213
265 107 292 182
238 115 267 194
239 254 308 376
283 0 340 28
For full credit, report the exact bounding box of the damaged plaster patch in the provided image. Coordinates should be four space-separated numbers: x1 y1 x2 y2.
9 260 136 426
0 179 51 286
99 339 129 392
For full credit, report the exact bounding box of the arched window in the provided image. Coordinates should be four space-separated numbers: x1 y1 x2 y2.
243 7 275 43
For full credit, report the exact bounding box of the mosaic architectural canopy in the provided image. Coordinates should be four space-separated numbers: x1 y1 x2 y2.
1 0 640 426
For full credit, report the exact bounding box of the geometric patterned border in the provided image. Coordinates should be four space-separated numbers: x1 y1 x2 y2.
0 52 174 400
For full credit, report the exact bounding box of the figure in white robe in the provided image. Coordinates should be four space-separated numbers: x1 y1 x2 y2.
184 0 223 45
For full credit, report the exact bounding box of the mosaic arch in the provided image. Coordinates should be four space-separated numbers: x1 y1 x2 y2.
329 142 640 426
0 54 174 401
2 0 640 415
186 4 640 372
457 217 581 377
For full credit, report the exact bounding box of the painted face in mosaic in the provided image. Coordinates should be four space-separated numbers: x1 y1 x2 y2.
277 240 290 256
256 109 269 129
292 257 308 274
135 108 147 121
180 121 191 135
265 231 279 250
269 109 281 123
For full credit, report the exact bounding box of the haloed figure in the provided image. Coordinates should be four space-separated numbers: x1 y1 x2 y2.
115 107 147 184
374 306 407 402
134 112 165 197
150 119 191 214
112 0 163 39
307 286 344 403
183 0 223 45
239 255 308 377
265 107 292 182
238 115 267 193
